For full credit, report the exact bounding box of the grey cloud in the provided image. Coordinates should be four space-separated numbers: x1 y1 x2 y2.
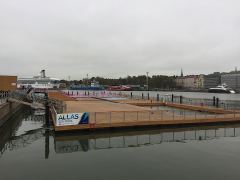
0 0 240 79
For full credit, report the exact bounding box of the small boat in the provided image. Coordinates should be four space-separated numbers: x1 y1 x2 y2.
107 85 132 91
70 80 104 90
208 84 235 94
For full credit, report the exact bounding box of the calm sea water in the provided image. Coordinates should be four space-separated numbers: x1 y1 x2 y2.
64 90 240 101
125 90 240 101
1 109 240 180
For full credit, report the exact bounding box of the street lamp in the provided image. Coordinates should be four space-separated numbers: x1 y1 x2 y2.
146 72 149 91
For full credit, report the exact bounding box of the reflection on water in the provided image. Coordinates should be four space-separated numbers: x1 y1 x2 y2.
2 109 240 180
54 125 240 154
0 108 45 156
1 109 240 156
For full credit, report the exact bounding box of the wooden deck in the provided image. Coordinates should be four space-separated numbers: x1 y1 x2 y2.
65 99 150 113
114 99 237 114
48 92 75 101
50 95 240 132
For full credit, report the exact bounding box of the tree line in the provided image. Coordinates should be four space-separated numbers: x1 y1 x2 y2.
61 75 177 90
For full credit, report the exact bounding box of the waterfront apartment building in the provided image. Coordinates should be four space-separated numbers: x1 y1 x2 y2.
175 75 204 89
195 74 204 89
221 73 240 90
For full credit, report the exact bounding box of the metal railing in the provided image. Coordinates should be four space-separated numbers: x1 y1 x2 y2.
63 90 240 110
0 91 9 105
87 109 240 126
119 93 240 110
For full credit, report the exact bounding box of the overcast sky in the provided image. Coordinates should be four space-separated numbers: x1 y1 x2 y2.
0 0 240 79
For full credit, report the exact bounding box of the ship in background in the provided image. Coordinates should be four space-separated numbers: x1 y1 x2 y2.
208 83 236 94
17 70 60 89
107 85 132 91
70 80 105 90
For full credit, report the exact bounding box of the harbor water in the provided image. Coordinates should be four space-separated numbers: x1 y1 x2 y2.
63 90 240 101
63 90 240 109
1 107 240 179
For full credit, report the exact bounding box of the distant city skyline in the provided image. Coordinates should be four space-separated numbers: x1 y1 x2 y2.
0 0 240 79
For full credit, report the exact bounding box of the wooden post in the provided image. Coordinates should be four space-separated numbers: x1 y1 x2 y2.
216 98 219 108
109 112 111 125
180 96 183 104
45 129 49 159
44 93 49 127
213 96 216 106
184 110 185 120
94 112 97 124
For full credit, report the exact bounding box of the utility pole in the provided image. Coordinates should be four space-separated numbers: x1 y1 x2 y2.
146 72 149 91
86 74 89 85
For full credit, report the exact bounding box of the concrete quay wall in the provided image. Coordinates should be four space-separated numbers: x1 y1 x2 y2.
0 102 23 127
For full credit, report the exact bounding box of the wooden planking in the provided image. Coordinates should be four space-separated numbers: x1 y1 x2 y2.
164 103 235 114
119 100 235 114
48 91 76 101
65 100 150 113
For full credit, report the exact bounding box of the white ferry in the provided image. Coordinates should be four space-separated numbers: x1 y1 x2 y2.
17 70 60 89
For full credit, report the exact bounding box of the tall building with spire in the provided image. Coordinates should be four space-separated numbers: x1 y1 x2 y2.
181 68 183 77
